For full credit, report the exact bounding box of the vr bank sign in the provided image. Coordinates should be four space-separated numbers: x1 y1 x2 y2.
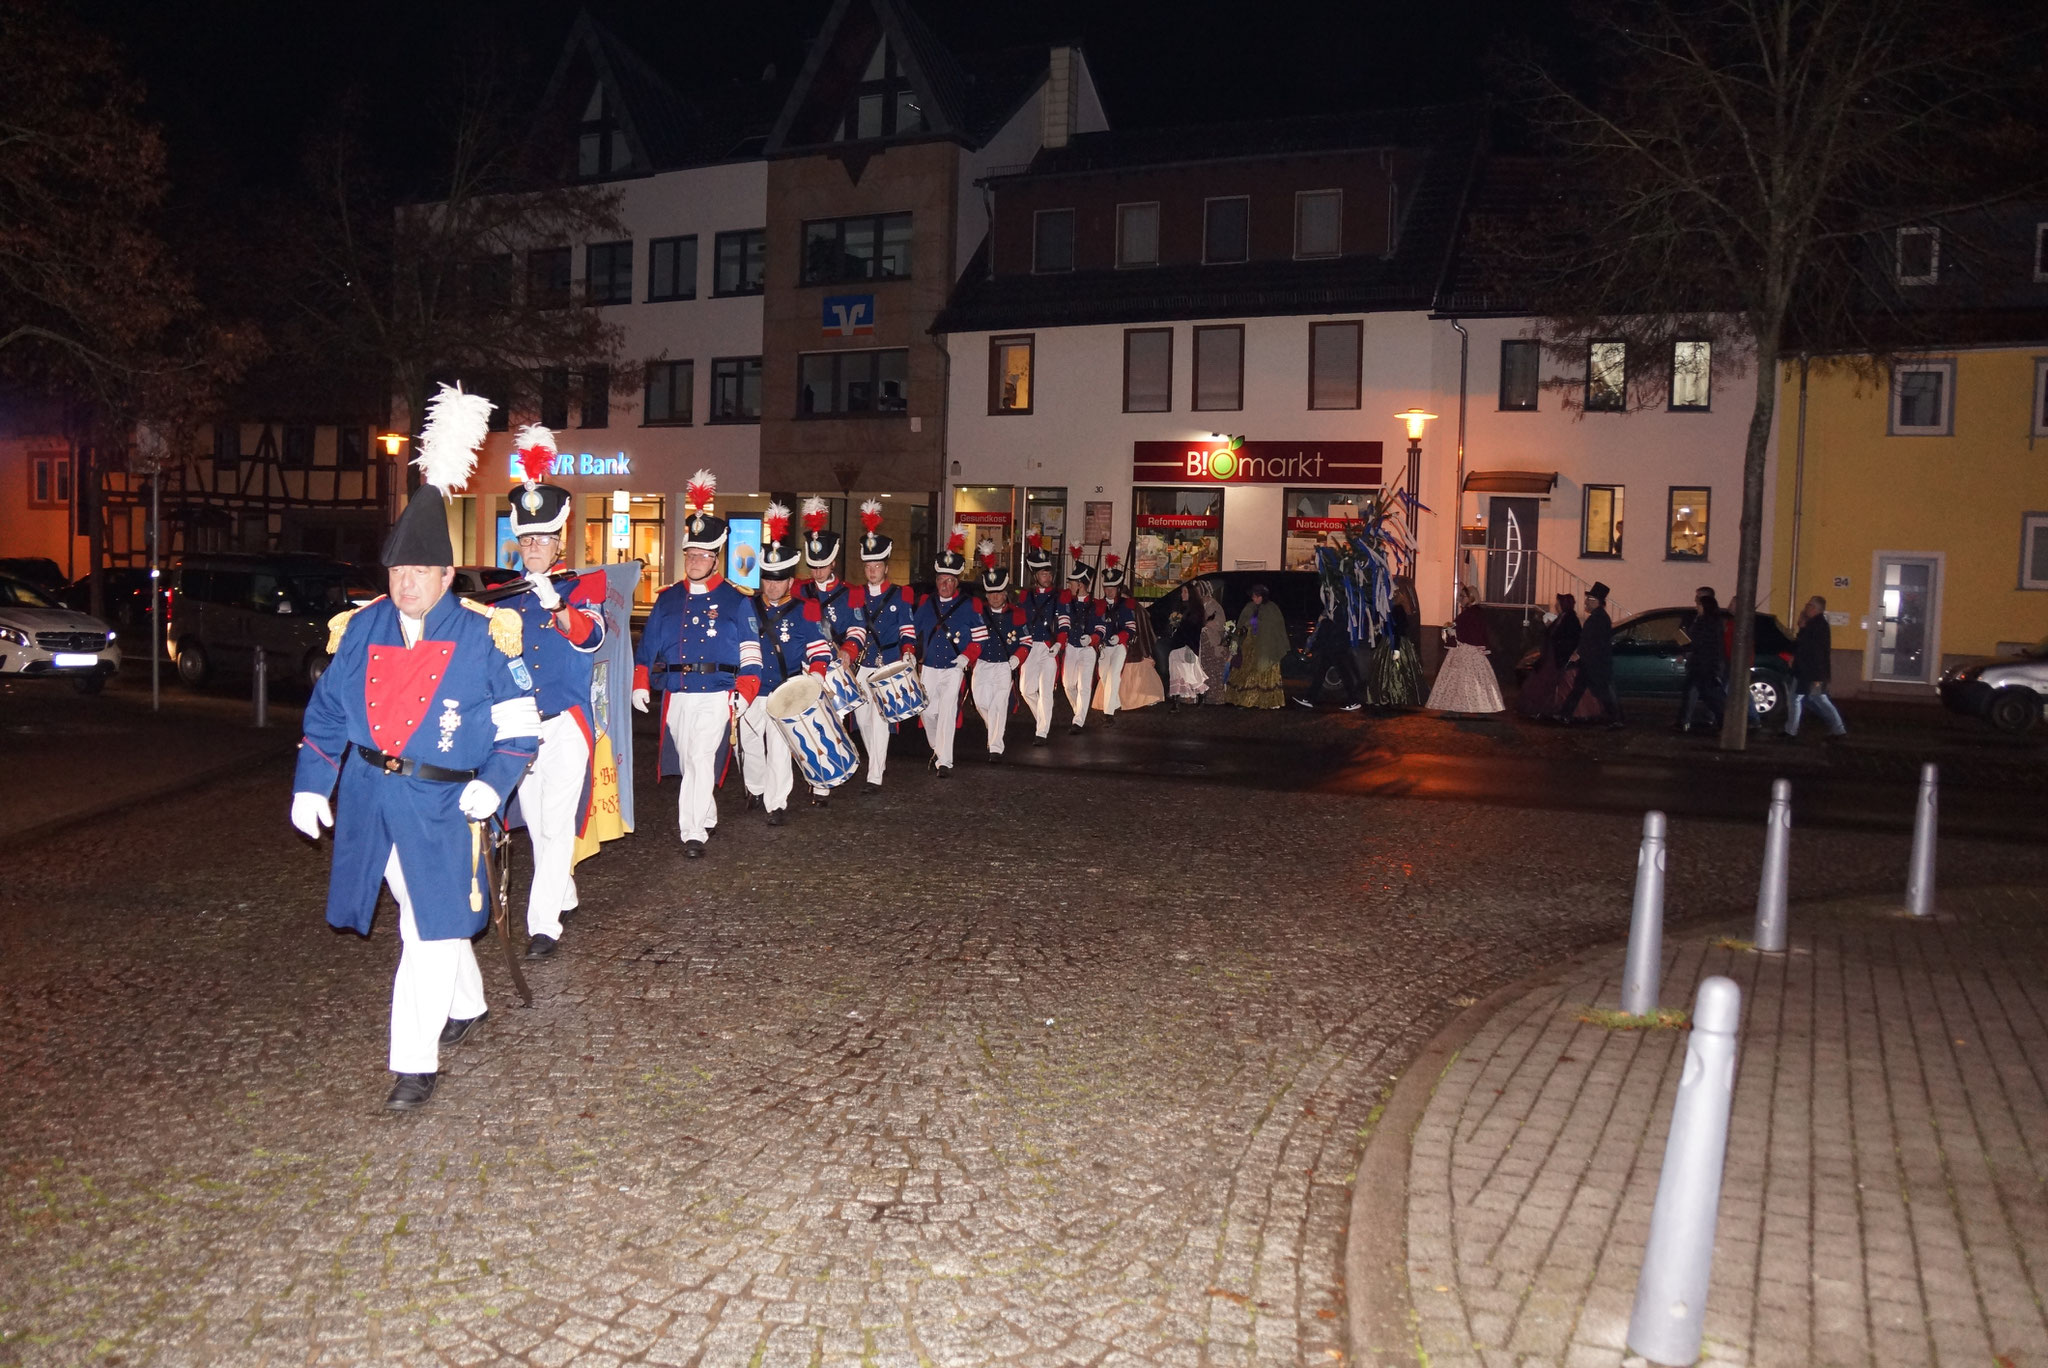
506 451 633 479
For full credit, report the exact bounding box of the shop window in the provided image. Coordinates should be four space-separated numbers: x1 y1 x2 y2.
1896 226 1939 286
1283 488 1374 570
1132 486 1223 597
527 247 571 309
1500 340 1539 411
954 485 1016 568
1123 328 1172 412
644 360 693 425
1666 487 1709 560
648 235 697 301
1582 484 1624 558
1032 209 1075 274
585 241 632 305
710 357 762 423
1117 202 1159 268
1308 321 1361 409
714 229 766 296
1204 197 1249 264
580 366 610 428
1193 325 1244 410
337 426 367 472
1586 341 1626 411
797 348 908 417
988 335 1033 414
1889 359 1953 435
2021 513 2048 591
539 368 570 430
801 213 912 285
1670 340 1711 411
1025 488 1067 567
1295 190 1342 259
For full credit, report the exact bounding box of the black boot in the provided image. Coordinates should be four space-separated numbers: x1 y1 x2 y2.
385 1073 438 1111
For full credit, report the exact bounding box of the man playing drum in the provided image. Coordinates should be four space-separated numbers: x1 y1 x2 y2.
740 504 832 824
971 542 1028 761
796 497 858 807
913 528 986 777
843 500 918 790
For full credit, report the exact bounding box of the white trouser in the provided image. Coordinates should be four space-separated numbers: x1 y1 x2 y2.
1096 641 1129 716
921 663 965 769
387 849 485 1075
738 693 795 812
853 663 896 786
1063 642 1099 727
517 712 589 939
1020 643 1060 737
665 690 732 843
971 658 1015 754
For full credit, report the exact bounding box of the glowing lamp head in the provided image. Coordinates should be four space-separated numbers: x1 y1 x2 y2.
1394 408 1438 443
378 432 406 457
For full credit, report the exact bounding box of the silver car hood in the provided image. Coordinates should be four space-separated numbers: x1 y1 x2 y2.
0 605 111 634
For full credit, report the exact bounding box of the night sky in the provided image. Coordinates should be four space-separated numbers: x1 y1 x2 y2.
80 0 1570 193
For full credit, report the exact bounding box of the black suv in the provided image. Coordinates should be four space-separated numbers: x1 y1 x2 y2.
167 553 379 689
1144 569 1334 691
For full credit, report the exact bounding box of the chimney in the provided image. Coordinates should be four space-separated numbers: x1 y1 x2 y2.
1043 45 1078 149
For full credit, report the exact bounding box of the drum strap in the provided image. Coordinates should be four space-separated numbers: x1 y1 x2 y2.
763 598 804 680
860 585 900 664
922 596 966 664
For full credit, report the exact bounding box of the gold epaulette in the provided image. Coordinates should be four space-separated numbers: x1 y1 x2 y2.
460 596 524 657
326 607 359 655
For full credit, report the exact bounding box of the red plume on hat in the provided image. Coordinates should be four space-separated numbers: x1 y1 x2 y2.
686 468 716 511
1067 544 1083 560
859 499 884 534
801 496 829 534
1105 553 1120 569
514 425 557 487
946 529 966 555
978 539 997 570
764 502 791 543
1027 531 1043 551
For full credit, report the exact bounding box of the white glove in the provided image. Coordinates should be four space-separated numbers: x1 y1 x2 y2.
291 791 332 840
458 780 500 820
632 687 651 713
527 572 562 610
1008 659 1018 673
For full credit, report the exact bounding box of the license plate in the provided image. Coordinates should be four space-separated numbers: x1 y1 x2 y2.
53 653 98 668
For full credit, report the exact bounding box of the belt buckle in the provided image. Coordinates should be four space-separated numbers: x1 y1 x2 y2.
381 754 404 774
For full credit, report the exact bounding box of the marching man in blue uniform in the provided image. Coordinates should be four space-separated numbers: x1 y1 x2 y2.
844 499 918 789
290 385 541 1112
631 472 763 857
504 427 608 960
1017 533 1068 745
913 528 986 776
795 498 858 807
970 542 1028 761
739 504 831 824
1061 546 1101 733
1092 554 1138 724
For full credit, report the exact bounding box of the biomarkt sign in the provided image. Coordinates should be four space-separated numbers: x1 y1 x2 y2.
1131 440 1382 487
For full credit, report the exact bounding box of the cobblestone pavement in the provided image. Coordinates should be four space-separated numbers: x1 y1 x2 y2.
1 730 2042 1368
1402 887 2048 1368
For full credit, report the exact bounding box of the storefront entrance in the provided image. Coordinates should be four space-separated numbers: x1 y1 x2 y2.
1131 487 1223 599
581 493 665 608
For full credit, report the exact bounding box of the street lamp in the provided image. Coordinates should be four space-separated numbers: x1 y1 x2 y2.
1392 408 1436 538
378 431 407 458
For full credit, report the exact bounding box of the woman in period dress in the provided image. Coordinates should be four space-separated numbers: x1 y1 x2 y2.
1164 582 1209 710
1225 582 1290 709
1517 592 1590 718
1196 580 1230 704
1427 586 1505 715
1107 594 1165 710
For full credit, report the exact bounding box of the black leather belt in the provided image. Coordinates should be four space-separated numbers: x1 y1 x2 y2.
354 743 477 783
655 662 736 676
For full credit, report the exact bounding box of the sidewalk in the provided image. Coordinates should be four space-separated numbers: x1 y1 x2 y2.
1355 885 2048 1368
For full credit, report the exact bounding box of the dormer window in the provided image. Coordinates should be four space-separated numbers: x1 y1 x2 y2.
578 85 629 179
1895 226 1939 286
833 40 925 141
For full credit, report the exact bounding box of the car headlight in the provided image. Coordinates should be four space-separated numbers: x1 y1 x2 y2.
105 629 118 644
0 626 27 647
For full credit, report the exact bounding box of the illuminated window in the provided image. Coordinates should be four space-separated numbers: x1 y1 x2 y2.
1666 487 1709 560
1586 341 1626 411
988 336 1033 414
1582 485 1623 558
1670 340 1711 410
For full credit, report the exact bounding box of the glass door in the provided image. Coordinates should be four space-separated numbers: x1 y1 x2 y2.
1872 555 1938 682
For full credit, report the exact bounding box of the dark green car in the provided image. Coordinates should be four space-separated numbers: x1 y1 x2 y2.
1520 606 1797 724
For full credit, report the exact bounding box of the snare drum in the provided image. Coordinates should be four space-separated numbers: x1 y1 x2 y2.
820 657 862 716
765 675 860 788
863 656 929 723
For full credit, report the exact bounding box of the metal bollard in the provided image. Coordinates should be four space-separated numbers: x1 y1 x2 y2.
1905 762 1937 917
251 645 269 729
1628 975 1743 1367
1753 779 1791 953
1621 811 1668 1017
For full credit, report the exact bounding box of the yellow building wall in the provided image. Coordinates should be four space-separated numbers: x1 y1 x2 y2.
1770 347 2048 676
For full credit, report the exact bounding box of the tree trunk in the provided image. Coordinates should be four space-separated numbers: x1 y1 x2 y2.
1718 331 1781 751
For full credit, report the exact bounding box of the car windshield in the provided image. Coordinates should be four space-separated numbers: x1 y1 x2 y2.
0 577 55 608
287 574 357 613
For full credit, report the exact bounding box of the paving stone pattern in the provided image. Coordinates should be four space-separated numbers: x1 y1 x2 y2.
1407 888 2048 1368
1 739 2040 1368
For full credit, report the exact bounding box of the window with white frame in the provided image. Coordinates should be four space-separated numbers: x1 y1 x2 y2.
2035 357 2048 438
1586 340 1626 411
1670 340 1712 410
1889 359 1955 435
1294 190 1342 258
2022 513 2048 590
1116 203 1159 268
1896 226 1940 286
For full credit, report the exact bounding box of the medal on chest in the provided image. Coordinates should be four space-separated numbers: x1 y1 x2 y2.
437 698 461 752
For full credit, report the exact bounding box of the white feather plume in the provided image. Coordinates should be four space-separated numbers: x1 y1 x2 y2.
859 498 883 517
977 539 996 558
952 524 970 541
801 496 828 519
765 501 791 523
416 384 493 493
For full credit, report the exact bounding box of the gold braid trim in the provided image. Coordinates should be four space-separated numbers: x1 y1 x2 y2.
325 607 359 655
459 596 525 657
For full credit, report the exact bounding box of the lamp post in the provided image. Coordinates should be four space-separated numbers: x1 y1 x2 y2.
1392 408 1436 541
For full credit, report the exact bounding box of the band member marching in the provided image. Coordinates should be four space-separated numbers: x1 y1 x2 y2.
844 500 918 788
913 528 986 776
1062 546 1101 733
631 471 763 857
971 542 1029 761
1093 554 1138 725
503 427 608 960
1017 533 1068 745
290 385 541 1111
796 497 857 806
740 504 831 824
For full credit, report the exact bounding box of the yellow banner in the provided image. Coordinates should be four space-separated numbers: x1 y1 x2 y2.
573 730 631 865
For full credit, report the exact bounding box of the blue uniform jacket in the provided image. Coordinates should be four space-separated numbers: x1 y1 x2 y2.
848 583 918 669
1067 594 1103 646
976 598 1032 664
634 576 763 777
1095 595 1138 647
756 593 832 692
294 593 540 940
799 578 862 655
913 592 986 669
503 568 607 834
1021 588 1069 646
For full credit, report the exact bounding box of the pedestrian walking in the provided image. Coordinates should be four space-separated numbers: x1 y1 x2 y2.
1554 581 1623 726
1164 583 1208 710
1196 579 1230 705
796 498 857 808
1091 556 1139 722
289 384 541 1112
1675 587 1727 733
1426 585 1504 715
970 543 1028 759
913 529 986 776
740 506 832 824
1226 582 1289 709
1781 595 1847 741
1061 547 1101 732
844 501 919 789
1518 592 1591 719
1017 535 1066 745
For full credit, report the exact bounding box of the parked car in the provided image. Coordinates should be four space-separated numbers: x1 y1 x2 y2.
59 567 159 632
0 573 120 693
1519 605 1797 725
1939 637 2048 733
166 552 376 689
0 557 69 598
454 565 523 599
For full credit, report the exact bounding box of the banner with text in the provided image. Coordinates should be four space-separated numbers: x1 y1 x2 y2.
1133 440 1383 487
